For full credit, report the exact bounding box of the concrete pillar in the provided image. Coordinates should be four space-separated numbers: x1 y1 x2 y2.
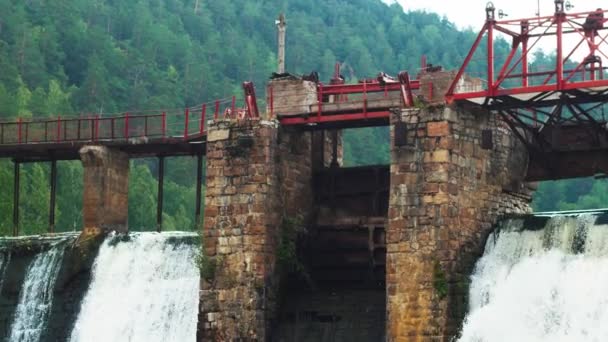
79 146 129 235
386 106 532 341
199 119 312 341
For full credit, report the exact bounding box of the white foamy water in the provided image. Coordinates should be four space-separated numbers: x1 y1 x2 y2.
8 244 66 342
69 232 200 342
459 214 608 342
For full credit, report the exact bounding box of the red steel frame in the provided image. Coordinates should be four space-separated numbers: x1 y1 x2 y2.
446 1 608 103
279 71 419 126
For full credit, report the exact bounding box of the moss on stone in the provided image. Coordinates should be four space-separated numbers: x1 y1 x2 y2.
433 260 448 300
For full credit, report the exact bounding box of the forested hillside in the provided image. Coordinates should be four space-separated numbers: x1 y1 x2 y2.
0 0 605 234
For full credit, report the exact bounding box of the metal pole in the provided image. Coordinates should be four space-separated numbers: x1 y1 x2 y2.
195 154 203 229
276 13 287 74
13 161 20 237
49 160 57 233
157 156 165 233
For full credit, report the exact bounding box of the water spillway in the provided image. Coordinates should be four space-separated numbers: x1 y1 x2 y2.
9 242 66 342
70 232 200 342
0 232 199 342
459 212 608 341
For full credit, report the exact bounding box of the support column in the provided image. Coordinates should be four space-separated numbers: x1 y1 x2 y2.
13 161 20 237
386 107 532 341
157 156 165 232
194 154 203 228
49 160 57 233
199 119 313 341
80 146 129 235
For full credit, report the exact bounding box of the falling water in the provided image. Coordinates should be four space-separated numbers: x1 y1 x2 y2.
8 242 66 342
69 232 200 342
0 252 10 295
459 213 608 342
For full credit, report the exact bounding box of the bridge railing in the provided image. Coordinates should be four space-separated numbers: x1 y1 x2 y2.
269 72 418 125
0 82 261 146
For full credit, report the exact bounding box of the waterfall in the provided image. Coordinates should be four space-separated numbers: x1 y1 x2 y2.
70 232 200 342
8 242 66 342
459 213 608 342
0 252 10 295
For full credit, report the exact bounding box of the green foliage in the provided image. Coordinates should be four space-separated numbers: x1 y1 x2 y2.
532 178 608 212
0 0 604 236
277 216 308 278
433 260 448 300
197 249 217 282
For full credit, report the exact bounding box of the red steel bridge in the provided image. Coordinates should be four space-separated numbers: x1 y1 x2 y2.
0 0 607 174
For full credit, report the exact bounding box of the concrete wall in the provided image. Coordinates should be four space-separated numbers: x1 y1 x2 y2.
386 105 532 341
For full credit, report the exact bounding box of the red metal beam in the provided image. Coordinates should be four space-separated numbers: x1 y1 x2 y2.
279 111 391 126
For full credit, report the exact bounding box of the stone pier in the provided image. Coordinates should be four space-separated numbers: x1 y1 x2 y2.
79 146 129 235
386 105 532 341
199 119 313 341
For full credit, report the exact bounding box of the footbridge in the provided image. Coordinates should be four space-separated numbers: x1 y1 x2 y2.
1 2 608 341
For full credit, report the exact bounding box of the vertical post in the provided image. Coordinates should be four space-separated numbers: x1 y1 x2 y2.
556 15 563 88
487 21 495 95
521 21 529 87
195 154 203 228
144 116 149 137
57 116 61 143
111 118 115 140
200 104 206 134
0 123 3 144
363 80 368 118
214 101 220 120
124 113 130 140
157 156 165 233
269 85 274 119
49 160 57 233
276 13 287 74
90 116 95 141
95 115 99 141
77 118 81 141
17 118 22 144
13 161 20 237
184 108 190 139
317 86 323 120
161 112 167 140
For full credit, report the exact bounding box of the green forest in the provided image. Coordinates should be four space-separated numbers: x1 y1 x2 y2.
0 0 606 235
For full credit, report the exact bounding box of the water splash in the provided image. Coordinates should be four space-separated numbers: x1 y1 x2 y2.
459 214 608 342
8 243 66 342
70 232 200 342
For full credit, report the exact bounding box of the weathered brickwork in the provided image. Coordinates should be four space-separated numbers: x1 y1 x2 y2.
386 106 532 341
199 119 313 341
79 146 129 235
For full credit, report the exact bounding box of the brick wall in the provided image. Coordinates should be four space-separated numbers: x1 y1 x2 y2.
199 119 313 341
79 146 129 235
386 105 532 341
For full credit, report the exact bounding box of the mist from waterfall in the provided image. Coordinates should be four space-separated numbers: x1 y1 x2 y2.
459 213 608 342
69 232 200 342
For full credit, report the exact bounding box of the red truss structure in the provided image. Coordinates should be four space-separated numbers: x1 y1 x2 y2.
447 1 608 106
446 1 608 156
